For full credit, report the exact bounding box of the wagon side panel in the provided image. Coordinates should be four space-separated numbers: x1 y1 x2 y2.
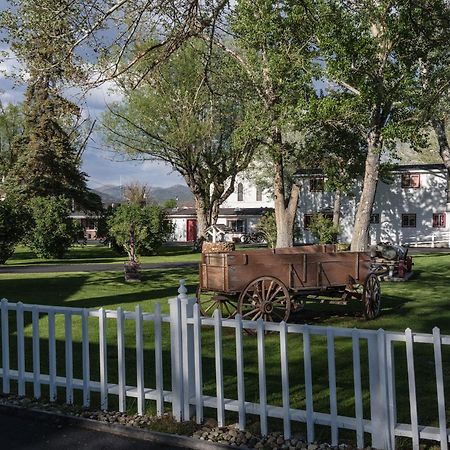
316 252 371 287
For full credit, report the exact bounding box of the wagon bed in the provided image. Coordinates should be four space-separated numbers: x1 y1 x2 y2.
197 245 380 322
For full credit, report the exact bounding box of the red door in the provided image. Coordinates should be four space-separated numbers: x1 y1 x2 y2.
186 219 197 241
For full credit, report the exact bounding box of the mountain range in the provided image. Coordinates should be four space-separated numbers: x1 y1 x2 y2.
91 184 194 206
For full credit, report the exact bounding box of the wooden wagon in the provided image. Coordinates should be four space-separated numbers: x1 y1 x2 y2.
197 245 381 322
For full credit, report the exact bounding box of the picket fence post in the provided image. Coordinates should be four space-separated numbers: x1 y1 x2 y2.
169 287 183 421
179 280 196 421
368 331 392 450
1 299 10 394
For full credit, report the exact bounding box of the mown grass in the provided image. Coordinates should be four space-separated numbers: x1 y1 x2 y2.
0 252 449 448
6 243 263 266
6 244 201 266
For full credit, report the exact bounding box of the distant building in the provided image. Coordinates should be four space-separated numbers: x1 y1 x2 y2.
168 178 273 242
297 164 450 246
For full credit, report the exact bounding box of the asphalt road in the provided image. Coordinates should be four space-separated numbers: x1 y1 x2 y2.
0 413 181 450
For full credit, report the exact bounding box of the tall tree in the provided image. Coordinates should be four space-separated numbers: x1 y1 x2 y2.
410 1 450 203
301 111 367 227
0 102 24 179
103 40 256 240
1 0 100 210
318 1 439 251
214 0 317 247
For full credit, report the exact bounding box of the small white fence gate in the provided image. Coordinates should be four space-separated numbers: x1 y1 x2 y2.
0 281 449 450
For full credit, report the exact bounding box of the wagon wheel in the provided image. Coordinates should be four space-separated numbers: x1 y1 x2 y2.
237 276 291 323
362 273 381 319
196 286 237 319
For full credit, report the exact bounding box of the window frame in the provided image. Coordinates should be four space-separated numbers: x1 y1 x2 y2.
227 219 247 233
401 173 421 189
309 177 324 192
237 183 244 202
401 213 417 228
432 213 446 228
256 186 263 202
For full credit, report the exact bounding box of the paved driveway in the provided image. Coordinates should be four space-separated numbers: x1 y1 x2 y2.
0 413 180 450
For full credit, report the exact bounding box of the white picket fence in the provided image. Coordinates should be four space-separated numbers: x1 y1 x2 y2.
406 231 450 248
0 281 449 450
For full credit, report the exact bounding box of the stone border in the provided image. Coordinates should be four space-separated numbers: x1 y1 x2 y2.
0 403 231 450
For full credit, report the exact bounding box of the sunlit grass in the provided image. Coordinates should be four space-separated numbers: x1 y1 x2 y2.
0 252 449 448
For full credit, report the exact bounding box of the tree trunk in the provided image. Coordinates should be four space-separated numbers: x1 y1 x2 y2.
351 132 381 251
333 189 341 228
432 118 450 204
194 196 210 240
273 156 300 248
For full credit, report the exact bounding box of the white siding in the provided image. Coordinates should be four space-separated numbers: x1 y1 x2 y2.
222 177 272 209
298 167 450 245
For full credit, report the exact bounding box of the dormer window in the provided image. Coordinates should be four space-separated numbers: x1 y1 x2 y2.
237 183 244 201
401 173 420 188
256 186 263 202
309 177 324 192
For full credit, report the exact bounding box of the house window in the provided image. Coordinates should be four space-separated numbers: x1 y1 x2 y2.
370 213 380 224
401 213 416 228
401 173 420 188
256 186 263 202
237 183 244 201
310 177 324 192
433 213 446 228
227 219 246 233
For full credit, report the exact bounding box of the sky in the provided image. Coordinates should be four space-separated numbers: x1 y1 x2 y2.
0 0 185 189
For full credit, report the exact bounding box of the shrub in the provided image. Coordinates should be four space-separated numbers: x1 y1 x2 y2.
255 212 277 248
0 198 29 264
107 204 173 258
309 214 340 244
25 196 78 258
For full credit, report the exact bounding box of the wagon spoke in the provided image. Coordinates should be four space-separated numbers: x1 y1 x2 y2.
265 280 275 302
252 311 262 321
223 301 233 318
204 301 218 314
266 286 283 303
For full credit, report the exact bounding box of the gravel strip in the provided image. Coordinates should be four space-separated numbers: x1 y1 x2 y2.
0 394 373 450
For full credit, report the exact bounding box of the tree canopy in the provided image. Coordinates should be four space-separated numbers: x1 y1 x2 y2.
103 40 256 239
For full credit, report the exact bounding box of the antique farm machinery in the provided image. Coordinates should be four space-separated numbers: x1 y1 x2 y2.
197 245 381 322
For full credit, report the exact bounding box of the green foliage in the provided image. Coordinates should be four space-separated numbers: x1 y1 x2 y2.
107 204 173 257
0 197 29 264
1 0 94 210
103 39 255 237
163 198 178 210
0 102 24 176
25 196 79 259
255 212 277 248
309 214 340 245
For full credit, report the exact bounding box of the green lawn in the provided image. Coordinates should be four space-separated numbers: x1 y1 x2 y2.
7 244 201 266
0 253 449 448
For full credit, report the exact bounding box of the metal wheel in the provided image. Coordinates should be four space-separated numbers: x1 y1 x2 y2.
237 276 291 323
362 273 381 319
196 286 237 319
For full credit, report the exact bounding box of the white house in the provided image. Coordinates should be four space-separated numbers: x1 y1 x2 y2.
297 163 450 246
168 178 273 242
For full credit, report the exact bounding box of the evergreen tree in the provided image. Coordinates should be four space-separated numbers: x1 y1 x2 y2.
1 0 99 211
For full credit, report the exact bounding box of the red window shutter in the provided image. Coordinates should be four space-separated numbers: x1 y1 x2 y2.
410 174 420 188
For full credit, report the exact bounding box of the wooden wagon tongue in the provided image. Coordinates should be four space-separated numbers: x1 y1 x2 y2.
197 245 381 323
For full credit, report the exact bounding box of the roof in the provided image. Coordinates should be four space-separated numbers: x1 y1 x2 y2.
295 163 446 177
168 207 274 218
